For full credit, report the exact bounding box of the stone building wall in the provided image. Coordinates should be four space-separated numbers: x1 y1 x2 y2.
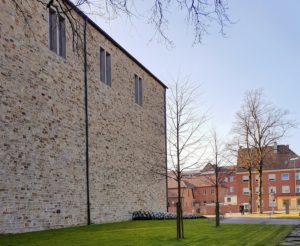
0 0 167 233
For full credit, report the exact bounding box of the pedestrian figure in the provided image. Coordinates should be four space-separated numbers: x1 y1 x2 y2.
239 205 244 215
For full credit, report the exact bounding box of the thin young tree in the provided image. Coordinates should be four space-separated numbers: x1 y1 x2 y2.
233 89 296 213
204 129 234 226
167 79 206 239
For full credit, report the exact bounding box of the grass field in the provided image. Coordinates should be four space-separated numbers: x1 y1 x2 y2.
0 219 293 246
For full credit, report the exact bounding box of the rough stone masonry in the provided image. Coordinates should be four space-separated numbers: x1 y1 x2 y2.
0 0 167 233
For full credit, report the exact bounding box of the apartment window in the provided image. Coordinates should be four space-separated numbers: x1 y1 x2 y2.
229 186 234 193
281 173 289 181
268 174 276 181
296 185 300 193
211 189 215 194
49 8 66 58
224 177 228 182
230 176 234 182
243 187 250 195
282 185 290 193
100 47 112 86
295 172 300 180
242 175 249 182
269 186 276 194
255 175 259 182
134 74 143 106
226 197 231 203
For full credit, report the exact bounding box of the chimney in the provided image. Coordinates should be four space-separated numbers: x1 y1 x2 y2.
273 142 278 154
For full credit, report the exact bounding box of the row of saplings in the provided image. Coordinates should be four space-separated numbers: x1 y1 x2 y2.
132 210 205 220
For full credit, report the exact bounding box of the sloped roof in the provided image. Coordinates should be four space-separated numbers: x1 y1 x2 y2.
168 175 213 189
201 163 236 173
182 176 214 188
168 178 187 189
64 0 167 89
237 144 300 172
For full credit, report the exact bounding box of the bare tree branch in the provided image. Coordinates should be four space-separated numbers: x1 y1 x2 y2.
10 0 232 49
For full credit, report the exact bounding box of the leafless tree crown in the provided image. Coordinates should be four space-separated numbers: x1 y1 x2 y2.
167 79 207 181
231 88 296 213
10 0 231 48
233 89 296 155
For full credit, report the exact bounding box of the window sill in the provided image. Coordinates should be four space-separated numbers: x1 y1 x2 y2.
49 49 67 60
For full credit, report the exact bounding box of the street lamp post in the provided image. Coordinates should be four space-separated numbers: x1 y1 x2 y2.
290 157 299 212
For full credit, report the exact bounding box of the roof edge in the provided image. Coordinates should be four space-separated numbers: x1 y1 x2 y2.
64 0 167 89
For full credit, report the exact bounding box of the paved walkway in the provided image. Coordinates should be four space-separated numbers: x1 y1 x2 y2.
222 216 300 245
222 217 300 225
279 225 300 246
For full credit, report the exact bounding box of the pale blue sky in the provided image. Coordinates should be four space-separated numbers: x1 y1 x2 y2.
85 1 300 154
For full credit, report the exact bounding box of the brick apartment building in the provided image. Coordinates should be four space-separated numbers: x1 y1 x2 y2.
168 179 194 213
0 0 167 233
236 144 300 212
167 165 238 215
168 144 300 215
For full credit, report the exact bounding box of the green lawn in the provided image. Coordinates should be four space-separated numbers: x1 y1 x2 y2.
0 219 293 246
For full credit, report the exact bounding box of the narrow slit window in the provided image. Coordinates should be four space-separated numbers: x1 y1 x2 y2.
49 8 66 58
58 16 66 58
138 77 143 106
49 9 57 53
134 74 143 106
135 75 139 104
106 52 111 86
100 47 111 86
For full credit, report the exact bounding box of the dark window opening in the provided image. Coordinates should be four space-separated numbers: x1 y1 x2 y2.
49 9 66 58
100 47 111 86
134 74 143 106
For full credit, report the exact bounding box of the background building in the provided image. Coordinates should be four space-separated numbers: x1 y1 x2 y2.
167 166 238 215
168 144 300 215
168 179 194 213
236 144 300 212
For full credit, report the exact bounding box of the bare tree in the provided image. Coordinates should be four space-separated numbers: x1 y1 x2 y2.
228 133 260 214
167 79 207 239
9 0 231 47
232 89 296 213
204 129 234 226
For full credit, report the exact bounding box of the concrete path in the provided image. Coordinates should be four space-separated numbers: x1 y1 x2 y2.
222 217 300 225
279 225 300 245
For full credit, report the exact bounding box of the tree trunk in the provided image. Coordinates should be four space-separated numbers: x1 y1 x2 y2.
258 161 263 214
176 96 183 240
177 176 182 239
180 204 184 238
248 169 253 214
215 170 220 227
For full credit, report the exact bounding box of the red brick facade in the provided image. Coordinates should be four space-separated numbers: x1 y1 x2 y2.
167 144 300 215
236 168 300 212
